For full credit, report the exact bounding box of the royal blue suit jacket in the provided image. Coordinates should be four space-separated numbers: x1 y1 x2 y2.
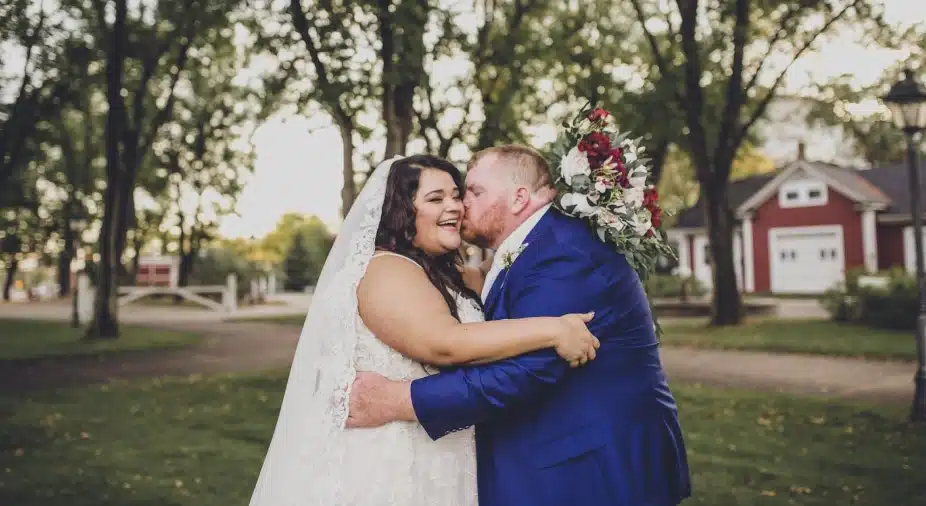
410 209 691 506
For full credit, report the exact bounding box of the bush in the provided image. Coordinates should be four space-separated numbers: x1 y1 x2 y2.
858 274 918 331
821 267 918 331
192 247 265 300
644 274 707 298
820 266 865 322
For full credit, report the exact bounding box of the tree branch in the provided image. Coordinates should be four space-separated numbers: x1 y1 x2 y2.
90 0 108 35
741 4 804 97
138 36 191 158
713 0 750 181
630 0 685 104
676 0 712 181
289 0 348 120
735 0 863 149
630 0 670 76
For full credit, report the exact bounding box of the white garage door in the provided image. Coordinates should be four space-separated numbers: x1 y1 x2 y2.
769 225 844 294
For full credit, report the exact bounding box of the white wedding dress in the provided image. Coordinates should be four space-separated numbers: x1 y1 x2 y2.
247 157 480 506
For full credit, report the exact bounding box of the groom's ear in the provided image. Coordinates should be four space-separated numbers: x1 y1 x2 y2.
510 186 531 215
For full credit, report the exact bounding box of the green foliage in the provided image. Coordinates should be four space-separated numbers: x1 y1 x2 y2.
191 247 263 300
821 268 918 331
282 230 314 292
645 274 708 299
281 224 333 291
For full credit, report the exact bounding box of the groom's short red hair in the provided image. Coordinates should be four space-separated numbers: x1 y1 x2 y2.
468 144 554 193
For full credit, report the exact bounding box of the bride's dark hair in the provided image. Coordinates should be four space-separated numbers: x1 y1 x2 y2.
375 155 482 320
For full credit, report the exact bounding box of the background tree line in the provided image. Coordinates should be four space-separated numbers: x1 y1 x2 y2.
1 0 922 339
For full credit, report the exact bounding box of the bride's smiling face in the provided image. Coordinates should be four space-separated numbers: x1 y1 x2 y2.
412 168 464 256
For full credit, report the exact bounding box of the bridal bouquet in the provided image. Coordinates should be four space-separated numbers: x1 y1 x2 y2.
548 105 676 333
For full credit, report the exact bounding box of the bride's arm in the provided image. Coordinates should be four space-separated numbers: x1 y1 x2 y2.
358 255 598 367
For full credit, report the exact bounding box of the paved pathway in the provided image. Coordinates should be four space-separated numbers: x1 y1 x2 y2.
0 296 914 402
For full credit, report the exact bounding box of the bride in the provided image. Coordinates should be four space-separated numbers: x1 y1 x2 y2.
248 154 599 506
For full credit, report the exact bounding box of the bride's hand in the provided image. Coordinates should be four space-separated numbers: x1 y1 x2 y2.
554 312 599 367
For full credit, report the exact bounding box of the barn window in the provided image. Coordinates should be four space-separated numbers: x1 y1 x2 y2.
779 180 828 208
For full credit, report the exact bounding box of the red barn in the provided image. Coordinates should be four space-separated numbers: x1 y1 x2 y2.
668 159 923 294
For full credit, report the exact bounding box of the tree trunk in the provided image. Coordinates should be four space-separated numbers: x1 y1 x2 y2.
378 0 426 158
86 0 127 341
650 139 670 185
179 251 194 287
58 247 73 298
57 251 72 297
702 182 742 325
131 232 143 279
87 176 121 340
115 146 137 261
3 258 17 301
337 118 356 218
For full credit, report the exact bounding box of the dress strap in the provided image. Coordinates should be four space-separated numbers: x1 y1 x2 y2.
372 251 423 269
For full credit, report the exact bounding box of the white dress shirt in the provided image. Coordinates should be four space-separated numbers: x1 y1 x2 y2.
481 203 552 301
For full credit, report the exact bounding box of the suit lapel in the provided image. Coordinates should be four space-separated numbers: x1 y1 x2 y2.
482 209 560 318
483 268 507 317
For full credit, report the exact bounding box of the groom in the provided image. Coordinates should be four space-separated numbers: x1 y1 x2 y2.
348 144 691 506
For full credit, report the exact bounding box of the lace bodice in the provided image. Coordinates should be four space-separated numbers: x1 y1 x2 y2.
355 290 485 377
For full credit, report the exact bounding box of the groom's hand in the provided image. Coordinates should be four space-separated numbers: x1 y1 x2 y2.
346 372 417 428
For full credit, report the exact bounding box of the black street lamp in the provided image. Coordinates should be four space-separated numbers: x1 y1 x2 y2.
883 68 926 421
69 216 87 328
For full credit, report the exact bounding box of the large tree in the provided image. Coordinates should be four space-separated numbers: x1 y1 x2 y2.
632 0 890 325
80 0 250 339
260 0 431 217
158 28 260 290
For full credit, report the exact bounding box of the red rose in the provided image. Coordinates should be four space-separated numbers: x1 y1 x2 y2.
615 171 628 188
587 108 610 122
578 132 611 154
644 188 659 207
651 207 662 228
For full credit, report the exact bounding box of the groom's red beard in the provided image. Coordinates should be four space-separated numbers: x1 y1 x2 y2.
461 200 507 248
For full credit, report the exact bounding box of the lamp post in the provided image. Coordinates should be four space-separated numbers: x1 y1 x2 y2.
883 68 926 421
69 216 87 328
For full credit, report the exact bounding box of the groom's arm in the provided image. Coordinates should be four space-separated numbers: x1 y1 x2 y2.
409 248 605 440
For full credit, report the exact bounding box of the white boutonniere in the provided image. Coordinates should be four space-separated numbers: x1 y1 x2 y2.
501 243 528 269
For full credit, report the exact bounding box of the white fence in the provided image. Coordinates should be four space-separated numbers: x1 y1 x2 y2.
75 273 277 321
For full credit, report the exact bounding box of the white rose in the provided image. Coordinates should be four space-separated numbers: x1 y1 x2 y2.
623 148 637 164
574 198 597 217
623 187 645 209
595 180 607 193
599 210 625 232
561 192 597 217
559 146 591 185
629 170 648 189
631 212 652 236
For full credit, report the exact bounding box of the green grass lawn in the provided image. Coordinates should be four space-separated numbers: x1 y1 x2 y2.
661 319 916 361
0 319 203 360
0 372 923 506
227 314 305 326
